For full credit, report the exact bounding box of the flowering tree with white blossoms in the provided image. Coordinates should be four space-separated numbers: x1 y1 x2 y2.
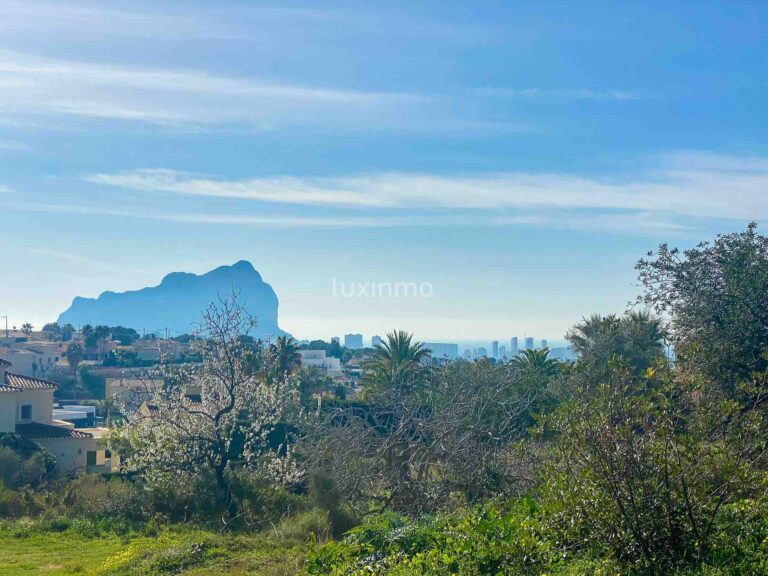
115 295 300 521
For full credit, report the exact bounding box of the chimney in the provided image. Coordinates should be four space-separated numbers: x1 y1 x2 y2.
0 360 8 385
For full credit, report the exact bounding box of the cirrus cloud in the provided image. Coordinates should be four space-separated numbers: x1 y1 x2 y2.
86 151 768 221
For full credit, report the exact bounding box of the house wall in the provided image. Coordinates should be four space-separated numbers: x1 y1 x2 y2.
105 378 163 398
0 394 17 433
16 389 54 424
11 342 63 377
37 436 97 476
0 351 37 377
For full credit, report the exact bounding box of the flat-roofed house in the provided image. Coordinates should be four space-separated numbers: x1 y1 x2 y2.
0 358 105 476
299 350 343 377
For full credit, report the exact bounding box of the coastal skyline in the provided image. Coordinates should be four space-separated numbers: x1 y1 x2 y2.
2 1 767 339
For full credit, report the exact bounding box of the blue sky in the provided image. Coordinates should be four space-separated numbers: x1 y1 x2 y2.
1 0 767 343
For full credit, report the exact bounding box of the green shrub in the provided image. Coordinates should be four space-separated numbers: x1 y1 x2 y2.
228 468 309 527
0 433 56 487
0 481 29 518
309 501 564 576
62 475 147 521
309 473 358 537
275 509 331 543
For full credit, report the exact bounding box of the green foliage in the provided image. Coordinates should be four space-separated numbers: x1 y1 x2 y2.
539 362 768 574
79 365 107 398
271 335 302 376
510 348 561 383
327 339 343 359
637 222 768 388
565 310 666 386
0 481 38 518
309 501 600 576
0 433 57 486
310 495 768 576
110 325 140 345
362 330 431 399
274 509 332 543
61 475 148 522
0 520 308 575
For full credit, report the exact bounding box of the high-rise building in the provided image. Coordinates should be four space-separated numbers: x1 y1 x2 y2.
371 335 382 347
424 342 459 359
524 336 534 350
510 337 519 356
491 340 499 358
541 339 548 349
499 345 507 359
344 333 363 349
463 348 472 359
476 346 488 358
330 336 340 344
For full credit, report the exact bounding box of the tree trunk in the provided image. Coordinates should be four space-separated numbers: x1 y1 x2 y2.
214 461 237 520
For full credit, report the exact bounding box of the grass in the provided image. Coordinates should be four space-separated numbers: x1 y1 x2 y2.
0 520 312 576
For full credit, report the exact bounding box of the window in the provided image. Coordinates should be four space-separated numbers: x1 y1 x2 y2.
86 451 97 466
20 404 31 420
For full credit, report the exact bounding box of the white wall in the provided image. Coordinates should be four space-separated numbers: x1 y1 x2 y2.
16 388 54 424
0 350 37 377
37 436 97 476
0 394 17 433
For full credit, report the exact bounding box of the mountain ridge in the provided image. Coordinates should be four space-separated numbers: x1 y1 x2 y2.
58 261 288 338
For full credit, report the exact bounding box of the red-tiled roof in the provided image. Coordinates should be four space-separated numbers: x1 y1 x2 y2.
16 422 93 439
4 372 58 390
0 384 22 393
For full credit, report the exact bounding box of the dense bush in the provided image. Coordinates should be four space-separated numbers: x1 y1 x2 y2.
0 434 56 487
308 501 618 576
60 475 148 522
309 497 768 576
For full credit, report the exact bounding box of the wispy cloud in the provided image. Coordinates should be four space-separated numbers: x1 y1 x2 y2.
87 152 768 221
0 50 426 130
0 140 31 152
474 87 651 101
27 247 148 275
0 1 249 41
2 201 455 228
0 184 14 194
0 49 641 133
1 199 695 235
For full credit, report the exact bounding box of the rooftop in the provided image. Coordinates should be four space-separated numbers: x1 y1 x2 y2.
4 372 59 390
16 422 93 439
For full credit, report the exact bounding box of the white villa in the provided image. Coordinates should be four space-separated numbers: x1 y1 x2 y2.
0 358 110 476
299 350 343 378
0 340 66 379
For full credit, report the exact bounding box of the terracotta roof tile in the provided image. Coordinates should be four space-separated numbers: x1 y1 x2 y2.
16 422 93 439
4 372 58 390
0 384 22 393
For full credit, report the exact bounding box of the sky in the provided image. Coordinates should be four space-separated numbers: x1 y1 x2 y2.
1 0 767 344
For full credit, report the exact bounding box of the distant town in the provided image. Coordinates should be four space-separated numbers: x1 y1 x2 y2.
0 319 574 478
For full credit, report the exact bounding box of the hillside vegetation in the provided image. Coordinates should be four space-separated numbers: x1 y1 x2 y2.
2 224 768 575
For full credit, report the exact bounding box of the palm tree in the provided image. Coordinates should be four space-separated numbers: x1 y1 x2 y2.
510 348 560 384
21 323 33 337
271 335 302 375
566 311 665 375
566 314 620 357
64 343 84 400
94 325 111 360
363 330 431 398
